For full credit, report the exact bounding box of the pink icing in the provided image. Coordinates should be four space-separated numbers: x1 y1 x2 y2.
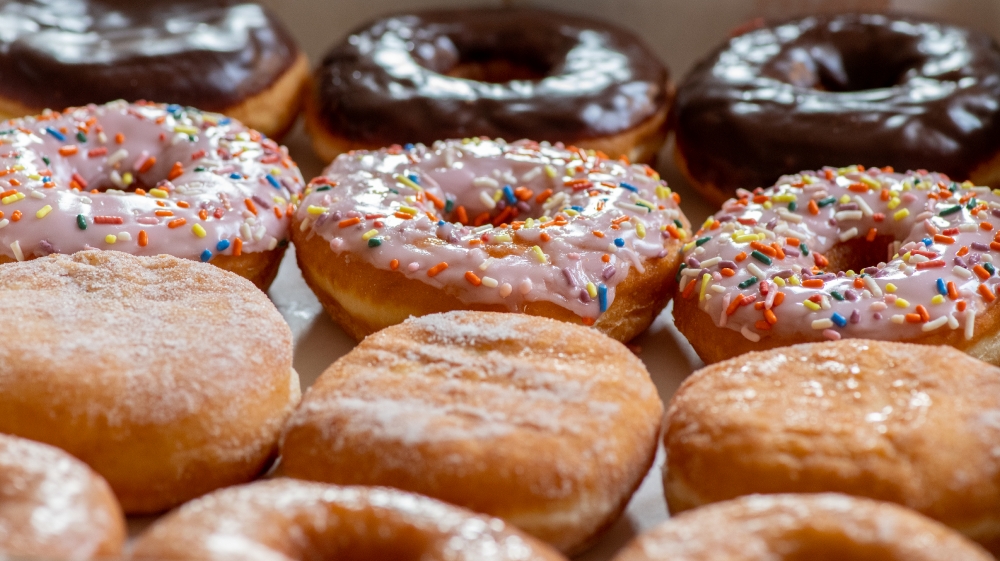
682 166 1000 343
0 100 303 262
295 139 684 320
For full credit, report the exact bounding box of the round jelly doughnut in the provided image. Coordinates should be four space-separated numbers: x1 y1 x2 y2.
672 13 1000 205
0 251 300 514
665 340 1000 554
305 8 671 163
132 479 567 561
0 100 303 290
612 494 993 561
292 139 688 342
279 311 663 554
0 0 308 139
674 166 1000 365
0 433 125 560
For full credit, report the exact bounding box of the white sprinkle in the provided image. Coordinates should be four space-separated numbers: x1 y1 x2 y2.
710 284 726 293
519 279 532 294
740 325 760 342
253 225 266 241
863 276 883 297
614 201 650 214
776 209 803 223
107 149 128 167
329 238 343 250
499 283 512 297
835 210 863 221
407 262 420 272
891 314 906 324
820 295 831 310
28 190 44 199
0 219 8 229
838 227 858 242
948 314 959 329
854 196 873 216
109 170 125 188
959 223 977 232
922 316 949 332
478 258 493 271
747 262 764 278
116 232 131 242
472 224 494 234
520 167 542 183
479 190 496 210
481 276 498 288
10 240 22 261
953 265 973 279
473 176 500 190
812 318 833 329
699 257 721 268
966 310 976 340
908 254 929 264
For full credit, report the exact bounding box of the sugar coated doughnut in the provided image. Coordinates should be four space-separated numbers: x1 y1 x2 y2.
0 1 308 138
665 340 1000 553
673 13 1000 205
674 166 1000 364
0 100 304 290
293 138 687 341
279 311 663 554
612 494 992 561
0 433 125 560
305 8 671 163
0 251 299 513
131 478 567 561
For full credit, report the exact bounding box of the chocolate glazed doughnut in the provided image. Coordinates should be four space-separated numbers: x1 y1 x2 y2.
672 14 1000 205
0 0 308 138
305 8 671 164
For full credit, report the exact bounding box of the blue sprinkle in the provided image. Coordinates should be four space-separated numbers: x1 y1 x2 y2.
265 174 280 189
44 127 65 141
167 104 182 114
407 173 420 185
619 182 638 192
216 239 231 252
831 312 847 328
403 143 414 151
922 237 932 247
218 118 231 125
614 238 625 247
598 284 608 313
936 278 947 296
503 184 516 204
437 220 445 226
200 249 212 262
41 176 50 183
570 205 584 212
229 173 242 180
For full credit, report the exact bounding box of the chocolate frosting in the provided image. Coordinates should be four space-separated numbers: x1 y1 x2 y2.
313 8 668 146
0 0 299 111
673 13 1000 195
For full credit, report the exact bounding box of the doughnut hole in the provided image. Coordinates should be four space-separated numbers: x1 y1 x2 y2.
780 529 901 561
820 234 895 274
446 56 550 83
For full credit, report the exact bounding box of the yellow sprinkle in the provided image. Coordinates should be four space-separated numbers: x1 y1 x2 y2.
306 205 327 215
993 189 1000 197
895 298 910 308
885 283 897 293
1 192 22 204
394 174 422 191
893 208 910 221
122 172 133 186
361 229 378 241
192 224 207 238
802 175 816 184
774 276 786 287
901 252 911 262
586 282 597 298
860 176 880 189
656 185 671 199
270 168 282 176
762 201 772 209
962 180 975 188
11 164 23 171
901 182 912 191
148 188 168 198
732 233 757 243
772 193 796 203
803 299 820 311
492 234 512 242
564 209 579 216
636 222 646 239
173 125 198 135
525 218 534 228
27 174 40 180
398 206 418 215
839 194 851 204
931 294 945 305
105 234 117 244
887 198 900 210
789 275 801 286
683 241 696 252
532 245 547 263
837 166 852 176
699 273 711 302
35 205 51 218
493 189 503 202
544 165 557 178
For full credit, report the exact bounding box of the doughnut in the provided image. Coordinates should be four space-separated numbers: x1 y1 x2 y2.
0 251 299 514
0 1 308 139
279 311 663 554
664 340 1000 554
132 479 566 561
304 8 671 164
612 494 992 561
673 166 1000 365
672 13 1000 205
0 100 304 290
292 138 687 342
0 433 125 559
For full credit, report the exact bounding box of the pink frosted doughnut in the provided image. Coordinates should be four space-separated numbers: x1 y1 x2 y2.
292 138 688 341
673 165 1000 364
0 100 303 289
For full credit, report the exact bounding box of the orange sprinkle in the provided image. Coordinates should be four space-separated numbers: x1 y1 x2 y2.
582 317 596 326
8 179 19 187
802 279 824 288
592 230 605 238
983 222 995 231
455 206 468 224
735 251 747 262
244 198 258 215
424 191 445 210
390 259 399 270
754 302 765 310
535 189 553 204
771 243 785 260
427 262 449 277
991 241 1000 252
393 211 412 220
198 209 208 221
601 254 611 263
167 161 184 180
807 199 819 215
974 264 991 280
138 156 156 174
167 218 186 229
138 230 148 247
957 299 967 312
880 189 890 201
905 313 923 323
754 320 772 331
58 145 78 156
464 271 482 286
980 284 997 303
514 186 533 201
916 304 930 322
176 201 190 209
726 294 744 315
720 267 736 277
814 253 829 268
774 292 785 306
750 241 776 256
682 278 698 299
0 189 15 198
848 183 868 192
764 309 777 324
155 210 173 217
947 281 959 300
274 206 283 219
865 228 877 242
957 246 969 257
338 217 361 228
11 210 20 222
933 234 955 244
134 188 146 196
115 133 124 144
666 224 681 239
824 169 835 180
540 232 551 242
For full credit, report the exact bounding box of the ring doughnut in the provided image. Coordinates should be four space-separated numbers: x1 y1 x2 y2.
293 138 687 342
305 8 671 163
664 340 1000 554
612 494 992 561
131 479 566 561
0 100 304 290
0 433 125 559
674 166 1000 365
0 1 308 139
0 251 299 514
279 311 663 554
672 13 1000 205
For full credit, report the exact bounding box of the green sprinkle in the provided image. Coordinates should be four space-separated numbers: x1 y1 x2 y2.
738 276 759 289
75 131 86 142
695 236 711 246
750 250 772 265
800 243 809 256
444 198 455 213
675 263 687 282
966 198 978 210
986 262 996 276
817 197 837 207
830 290 845 301
315 186 331 192
949 182 959 192
42 156 50 166
673 219 683 228
194 166 205 172
76 214 87 230
939 205 962 216
367 237 382 248
788 201 797 212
